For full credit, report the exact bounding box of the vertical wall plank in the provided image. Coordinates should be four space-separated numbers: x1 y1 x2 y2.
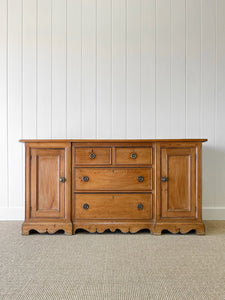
37 0 52 138
140 0 155 138
155 0 171 138
52 0 67 138
8 0 22 207
67 0 82 138
82 0 97 138
97 0 112 138
112 0 126 138
186 0 201 137
215 0 225 208
22 0 36 214
201 0 216 208
0 0 8 207
23 0 36 138
170 0 186 137
127 0 141 138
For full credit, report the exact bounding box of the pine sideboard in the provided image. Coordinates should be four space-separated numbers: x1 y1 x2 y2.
20 139 207 235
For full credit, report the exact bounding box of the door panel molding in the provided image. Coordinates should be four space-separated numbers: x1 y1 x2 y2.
31 148 65 218
161 147 196 218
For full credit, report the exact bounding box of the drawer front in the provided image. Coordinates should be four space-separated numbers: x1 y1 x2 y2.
115 147 152 164
74 168 152 191
74 194 152 220
73 147 111 165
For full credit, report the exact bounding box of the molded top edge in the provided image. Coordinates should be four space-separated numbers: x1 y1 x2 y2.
19 138 208 143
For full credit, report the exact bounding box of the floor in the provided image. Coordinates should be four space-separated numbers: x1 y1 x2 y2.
0 221 224 300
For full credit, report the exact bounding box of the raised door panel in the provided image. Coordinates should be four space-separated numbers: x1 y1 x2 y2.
161 147 196 218
30 148 65 219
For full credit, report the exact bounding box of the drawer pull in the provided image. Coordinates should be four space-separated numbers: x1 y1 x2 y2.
59 177 65 183
137 203 143 210
130 153 137 159
137 176 144 182
161 177 168 182
83 203 89 210
89 153 96 159
83 176 89 182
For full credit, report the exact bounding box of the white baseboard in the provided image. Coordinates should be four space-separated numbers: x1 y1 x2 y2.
0 207 24 220
202 207 225 220
0 207 224 221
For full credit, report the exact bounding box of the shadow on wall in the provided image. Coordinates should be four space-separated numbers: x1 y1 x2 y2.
202 144 225 208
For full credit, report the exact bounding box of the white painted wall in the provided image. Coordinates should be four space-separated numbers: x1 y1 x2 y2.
0 0 224 220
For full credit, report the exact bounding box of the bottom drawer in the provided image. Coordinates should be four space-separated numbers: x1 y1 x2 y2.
73 194 152 220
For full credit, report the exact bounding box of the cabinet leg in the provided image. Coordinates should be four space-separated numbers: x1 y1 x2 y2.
152 225 162 235
22 223 31 235
62 223 73 235
152 231 162 236
64 230 72 236
196 223 205 235
22 228 30 235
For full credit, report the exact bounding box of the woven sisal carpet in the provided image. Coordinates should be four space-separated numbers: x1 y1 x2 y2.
0 221 224 300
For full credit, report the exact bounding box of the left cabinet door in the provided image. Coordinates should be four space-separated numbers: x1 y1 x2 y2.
30 147 68 219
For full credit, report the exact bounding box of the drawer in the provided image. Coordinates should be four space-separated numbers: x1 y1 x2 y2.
115 147 152 164
74 168 152 191
74 194 152 220
73 147 111 165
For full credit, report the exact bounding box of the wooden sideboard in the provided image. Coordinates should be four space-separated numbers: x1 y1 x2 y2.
20 139 207 235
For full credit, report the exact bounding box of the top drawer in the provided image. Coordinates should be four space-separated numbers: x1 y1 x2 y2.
73 147 112 165
115 147 152 165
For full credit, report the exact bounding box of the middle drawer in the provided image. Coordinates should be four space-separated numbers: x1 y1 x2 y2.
73 168 152 191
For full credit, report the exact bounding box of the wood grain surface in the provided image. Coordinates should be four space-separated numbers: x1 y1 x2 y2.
74 168 152 191
74 194 152 220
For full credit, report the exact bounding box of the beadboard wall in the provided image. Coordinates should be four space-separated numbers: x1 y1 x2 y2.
0 0 225 220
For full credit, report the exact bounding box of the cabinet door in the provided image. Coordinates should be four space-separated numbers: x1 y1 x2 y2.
161 148 196 218
30 148 66 219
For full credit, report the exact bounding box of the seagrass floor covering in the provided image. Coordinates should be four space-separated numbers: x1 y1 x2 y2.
0 221 224 300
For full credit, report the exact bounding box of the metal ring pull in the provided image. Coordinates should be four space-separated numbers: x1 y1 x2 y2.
137 203 143 210
83 203 89 210
89 153 96 159
83 176 89 182
137 176 144 182
130 153 137 159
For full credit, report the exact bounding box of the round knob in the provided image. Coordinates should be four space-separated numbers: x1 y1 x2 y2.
59 177 65 183
130 153 137 159
137 176 144 182
137 203 143 210
83 203 89 210
83 176 89 182
89 153 96 159
161 177 168 182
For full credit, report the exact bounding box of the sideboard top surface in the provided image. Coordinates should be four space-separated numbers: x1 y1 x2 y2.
19 138 208 143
